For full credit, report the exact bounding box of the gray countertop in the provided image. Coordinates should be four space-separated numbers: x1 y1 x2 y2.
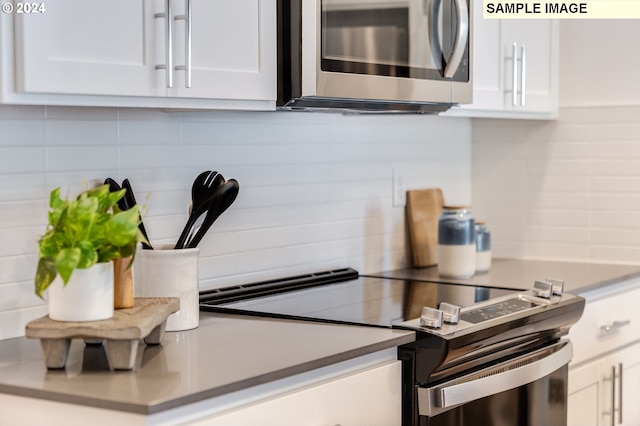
3 258 639 416
368 258 640 295
0 312 414 414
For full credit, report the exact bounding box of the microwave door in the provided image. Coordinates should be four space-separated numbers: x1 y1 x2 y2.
288 0 470 108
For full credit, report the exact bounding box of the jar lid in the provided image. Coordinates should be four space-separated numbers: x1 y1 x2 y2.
476 220 486 225
442 205 472 210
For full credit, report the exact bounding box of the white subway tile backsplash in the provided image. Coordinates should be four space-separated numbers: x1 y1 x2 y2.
0 305 48 341
592 160 640 176
45 106 118 120
527 159 590 176
590 246 640 263
591 229 640 246
0 120 45 146
0 174 46 201
237 247 289 274
0 282 44 311
46 146 119 171
527 175 590 193
45 120 118 146
527 193 590 210
592 211 640 229
592 141 640 158
588 106 640 123
591 194 640 211
0 105 474 339
0 147 45 173
0 200 48 228
473 105 640 263
118 120 182 145
0 105 44 119
0 254 38 285
526 141 590 159
527 243 591 261
0 227 41 256
119 145 182 169
526 227 590 244
591 177 640 193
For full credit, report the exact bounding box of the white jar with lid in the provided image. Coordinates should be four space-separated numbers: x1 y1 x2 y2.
437 206 476 279
475 221 492 273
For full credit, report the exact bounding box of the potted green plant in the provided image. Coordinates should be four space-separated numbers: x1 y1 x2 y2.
35 184 144 321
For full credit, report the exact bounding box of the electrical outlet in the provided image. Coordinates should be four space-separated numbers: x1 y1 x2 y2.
392 168 406 207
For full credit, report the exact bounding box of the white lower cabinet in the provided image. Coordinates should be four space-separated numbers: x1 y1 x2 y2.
567 279 640 426
194 360 402 426
568 343 640 426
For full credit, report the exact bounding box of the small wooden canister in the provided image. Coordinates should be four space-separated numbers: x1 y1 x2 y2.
113 256 134 309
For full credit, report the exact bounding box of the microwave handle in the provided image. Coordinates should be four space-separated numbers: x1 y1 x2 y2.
443 0 469 78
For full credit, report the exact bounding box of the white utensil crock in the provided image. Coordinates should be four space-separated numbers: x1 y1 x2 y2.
134 246 200 331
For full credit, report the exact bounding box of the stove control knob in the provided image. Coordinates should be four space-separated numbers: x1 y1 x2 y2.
532 280 553 299
439 302 461 324
546 278 564 296
420 307 443 329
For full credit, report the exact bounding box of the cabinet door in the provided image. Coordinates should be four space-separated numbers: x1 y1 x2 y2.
196 361 402 426
568 359 605 426
14 0 165 97
568 343 640 426
168 0 276 101
446 11 558 119
501 20 557 114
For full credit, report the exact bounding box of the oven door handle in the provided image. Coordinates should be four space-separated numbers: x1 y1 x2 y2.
418 340 573 417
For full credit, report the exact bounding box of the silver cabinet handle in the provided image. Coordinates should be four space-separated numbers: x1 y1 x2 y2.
444 0 469 78
520 45 526 106
619 363 623 425
601 320 631 335
511 43 518 106
611 365 616 426
155 0 174 88
174 0 192 88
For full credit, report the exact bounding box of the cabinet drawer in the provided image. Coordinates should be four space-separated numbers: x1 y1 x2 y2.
197 360 402 426
569 284 640 365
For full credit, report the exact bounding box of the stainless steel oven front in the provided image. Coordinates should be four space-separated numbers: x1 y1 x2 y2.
408 340 572 426
278 0 473 112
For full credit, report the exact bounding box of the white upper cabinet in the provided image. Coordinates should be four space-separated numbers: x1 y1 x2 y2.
2 0 276 110
14 0 163 97
443 6 559 119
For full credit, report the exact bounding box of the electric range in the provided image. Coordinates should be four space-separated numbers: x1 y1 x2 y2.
199 268 585 426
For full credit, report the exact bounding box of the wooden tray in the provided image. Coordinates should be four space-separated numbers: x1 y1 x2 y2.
25 297 180 370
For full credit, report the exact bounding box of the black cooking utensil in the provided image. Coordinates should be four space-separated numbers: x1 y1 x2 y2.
174 171 225 249
104 178 130 211
184 178 239 249
122 179 153 250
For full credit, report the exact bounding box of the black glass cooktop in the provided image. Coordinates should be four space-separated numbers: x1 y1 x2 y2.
199 270 516 328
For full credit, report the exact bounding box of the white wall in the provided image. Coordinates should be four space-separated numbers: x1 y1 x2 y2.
0 106 471 339
472 20 640 263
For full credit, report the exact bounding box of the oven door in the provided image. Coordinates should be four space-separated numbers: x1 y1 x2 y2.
418 340 573 426
302 0 471 104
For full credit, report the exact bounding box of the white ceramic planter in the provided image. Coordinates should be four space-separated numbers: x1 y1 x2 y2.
48 262 114 322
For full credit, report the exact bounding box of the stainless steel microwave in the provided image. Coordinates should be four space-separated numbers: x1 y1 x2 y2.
277 0 472 113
